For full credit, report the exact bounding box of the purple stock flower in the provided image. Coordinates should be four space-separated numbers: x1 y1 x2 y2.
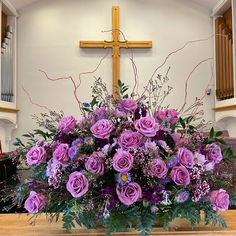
57 115 77 132
135 116 159 137
167 156 178 168
68 146 79 159
90 119 114 139
176 191 189 203
117 172 131 186
118 98 138 112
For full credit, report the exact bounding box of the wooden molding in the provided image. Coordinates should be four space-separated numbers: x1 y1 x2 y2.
0 107 19 113
213 104 236 112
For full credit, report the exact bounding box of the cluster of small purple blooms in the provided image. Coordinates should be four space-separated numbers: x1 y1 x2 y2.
24 97 229 219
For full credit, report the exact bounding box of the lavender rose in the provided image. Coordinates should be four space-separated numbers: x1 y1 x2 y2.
118 98 138 112
147 158 168 178
135 116 159 137
57 115 77 132
171 165 190 186
116 182 142 205
205 143 222 164
53 143 69 164
85 151 105 175
24 191 46 214
26 146 46 165
90 119 114 139
66 171 89 198
177 147 194 168
113 149 134 172
210 189 229 211
154 109 179 124
118 130 143 149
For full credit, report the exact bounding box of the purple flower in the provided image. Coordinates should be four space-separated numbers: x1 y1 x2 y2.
205 143 222 164
84 137 94 146
26 146 46 165
135 116 159 137
210 189 229 211
90 119 114 139
68 146 79 159
116 182 142 205
72 138 83 149
113 149 134 172
158 140 172 153
53 143 69 164
144 140 159 155
147 158 168 178
118 130 143 149
167 156 178 168
118 172 131 185
193 152 206 165
177 148 194 169
154 109 179 124
176 191 189 203
171 165 190 186
57 115 77 132
85 151 105 175
24 191 46 214
66 171 89 198
118 98 138 112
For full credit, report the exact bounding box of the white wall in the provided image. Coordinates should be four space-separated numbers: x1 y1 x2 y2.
13 0 215 143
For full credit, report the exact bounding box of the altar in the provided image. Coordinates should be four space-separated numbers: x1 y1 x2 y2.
0 211 236 236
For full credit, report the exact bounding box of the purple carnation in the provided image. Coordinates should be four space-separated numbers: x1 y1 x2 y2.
53 143 69 164
177 147 194 168
26 146 46 165
57 115 77 132
24 191 46 214
118 98 138 112
205 143 222 164
135 116 159 137
113 149 134 172
90 119 114 139
118 130 143 149
66 171 89 198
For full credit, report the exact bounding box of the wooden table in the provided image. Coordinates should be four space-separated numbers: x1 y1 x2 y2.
0 211 236 235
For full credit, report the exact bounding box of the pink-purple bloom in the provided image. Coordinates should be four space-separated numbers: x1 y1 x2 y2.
118 130 143 149
24 191 46 214
90 119 114 139
53 143 69 164
177 148 194 169
210 189 229 211
68 146 79 159
85 151 105 175
116 182 142 205
176 191 189 203
167 155 178 169
57 115 77 132
154 109 179 124
135 116 159 137
193 152 206 165
113 149 134 172
66 171 89 198
147 158 168 178
118 98 138 112
205 143 222 164
72 138 83 149
118 172 131 186
26 146 46 165
171 165 190 186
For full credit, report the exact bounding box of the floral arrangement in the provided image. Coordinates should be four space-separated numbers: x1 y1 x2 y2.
9 78 236 236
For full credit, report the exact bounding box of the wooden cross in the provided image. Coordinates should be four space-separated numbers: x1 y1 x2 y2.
80 6 152 98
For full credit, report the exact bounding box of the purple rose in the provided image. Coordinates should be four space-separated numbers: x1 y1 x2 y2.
118 98 138 112
210 189 229 211
205 143 222 164
116 182 142 205
85 151 105 175
118 130 143 149
57 115 77 132
171 165 190 186
66 171 89 198
113 149 134 172
53 143 69 164
135 116 159 137
90 119 114 139
147 158 168 178
24 191 46 214
26 146 46 165
177 148 194 168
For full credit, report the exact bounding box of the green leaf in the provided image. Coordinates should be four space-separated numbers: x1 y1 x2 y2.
215 131 223 137
179 118 186 128
210 127 215 139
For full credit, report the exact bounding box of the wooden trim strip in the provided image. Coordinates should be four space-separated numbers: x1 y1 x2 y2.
214 104 236 112
0 107 19 113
